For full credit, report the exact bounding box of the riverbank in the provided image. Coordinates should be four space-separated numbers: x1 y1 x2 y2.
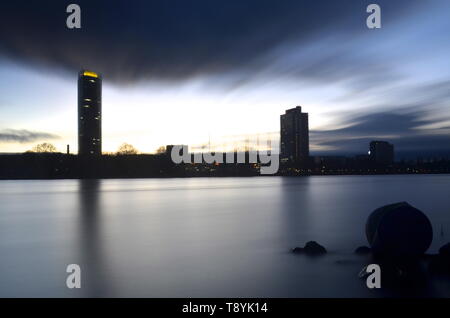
1 152 449 180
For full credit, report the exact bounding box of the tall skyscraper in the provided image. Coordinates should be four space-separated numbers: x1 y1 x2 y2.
369 141 394 165
280 106 309 165
78 70 102 156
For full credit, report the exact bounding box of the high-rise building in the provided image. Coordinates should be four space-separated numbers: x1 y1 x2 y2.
280 106 309 164
78 70 102 155
369 141 394 165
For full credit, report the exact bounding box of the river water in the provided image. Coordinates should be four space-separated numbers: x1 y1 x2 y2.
0 175 449 297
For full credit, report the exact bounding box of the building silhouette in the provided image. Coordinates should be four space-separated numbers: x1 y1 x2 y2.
280 106 309 165
369 141 394 165
78 70 102 155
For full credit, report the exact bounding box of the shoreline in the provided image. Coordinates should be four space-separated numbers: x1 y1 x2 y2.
1 172 449 181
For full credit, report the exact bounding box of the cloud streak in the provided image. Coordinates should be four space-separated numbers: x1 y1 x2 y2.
311 110 450 157
0 129 60 143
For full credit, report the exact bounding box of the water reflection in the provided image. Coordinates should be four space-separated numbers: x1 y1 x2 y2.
77 179 112 297
279 177 314 243
0 176 449 297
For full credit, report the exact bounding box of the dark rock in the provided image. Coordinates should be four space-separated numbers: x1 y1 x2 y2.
439 243 450 262
355 246 371 255
429 243 450 275
292 241 327 255
366 202 433 259
304 241 327 255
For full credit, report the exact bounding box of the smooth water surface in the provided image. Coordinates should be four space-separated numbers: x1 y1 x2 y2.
0 175 449 297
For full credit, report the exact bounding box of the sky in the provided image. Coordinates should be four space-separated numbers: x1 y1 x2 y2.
0 0 449 158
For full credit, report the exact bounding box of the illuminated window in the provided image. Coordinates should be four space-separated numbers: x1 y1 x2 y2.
83 71 98 78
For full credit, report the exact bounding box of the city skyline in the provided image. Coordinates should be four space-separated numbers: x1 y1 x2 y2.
0 1 450 157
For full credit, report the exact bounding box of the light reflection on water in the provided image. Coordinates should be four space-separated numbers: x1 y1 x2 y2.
0 175 449 297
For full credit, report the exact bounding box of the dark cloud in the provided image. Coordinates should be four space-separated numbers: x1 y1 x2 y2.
0 129 60 143
0 0 419 84
318 112 427 137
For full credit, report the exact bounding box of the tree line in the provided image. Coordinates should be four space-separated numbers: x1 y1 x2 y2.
25 142 166 155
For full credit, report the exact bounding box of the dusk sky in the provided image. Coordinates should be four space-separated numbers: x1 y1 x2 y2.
0 0 449 157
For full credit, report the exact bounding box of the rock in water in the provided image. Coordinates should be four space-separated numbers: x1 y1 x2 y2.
428 243 450 274
292 241 327 255
366 202 433 258
304 241 327 255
